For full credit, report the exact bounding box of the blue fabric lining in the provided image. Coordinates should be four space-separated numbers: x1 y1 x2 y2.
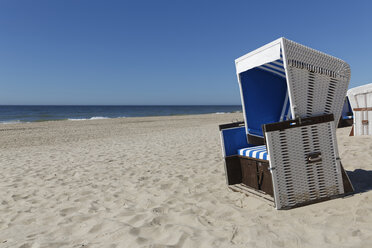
221 126 252 157
239 67 288 137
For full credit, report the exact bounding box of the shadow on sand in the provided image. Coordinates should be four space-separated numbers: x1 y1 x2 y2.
347 169 372 194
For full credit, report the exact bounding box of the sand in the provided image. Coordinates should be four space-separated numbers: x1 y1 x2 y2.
0 113 372 248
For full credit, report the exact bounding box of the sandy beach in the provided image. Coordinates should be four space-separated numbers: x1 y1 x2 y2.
1 113 372 248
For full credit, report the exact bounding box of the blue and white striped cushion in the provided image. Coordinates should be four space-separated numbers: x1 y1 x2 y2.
238 145 269 161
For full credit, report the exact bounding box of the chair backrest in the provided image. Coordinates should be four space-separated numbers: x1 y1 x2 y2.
235 38 350 139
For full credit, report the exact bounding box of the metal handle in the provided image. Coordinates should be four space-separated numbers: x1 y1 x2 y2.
307 152 322 163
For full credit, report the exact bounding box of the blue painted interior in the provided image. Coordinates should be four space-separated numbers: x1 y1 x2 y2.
341 97 353 119
239 67 288 137
221 126 252 157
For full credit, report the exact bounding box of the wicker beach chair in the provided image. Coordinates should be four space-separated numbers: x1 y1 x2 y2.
347 83 372 136
220 38 354 209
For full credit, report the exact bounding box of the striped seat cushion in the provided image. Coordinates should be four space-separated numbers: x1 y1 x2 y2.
238 145 269 161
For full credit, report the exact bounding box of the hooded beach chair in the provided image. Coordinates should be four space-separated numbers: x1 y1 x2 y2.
220 38 354 209
347 83 372 136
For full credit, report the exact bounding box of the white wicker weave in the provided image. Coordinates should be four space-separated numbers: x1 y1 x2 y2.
265 121 344 209
282 38 350 125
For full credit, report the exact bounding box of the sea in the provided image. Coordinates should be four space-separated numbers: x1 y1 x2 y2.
0 105 242 124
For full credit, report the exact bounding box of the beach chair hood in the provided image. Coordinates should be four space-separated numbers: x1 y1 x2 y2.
236 38 350 141
347 83 372 108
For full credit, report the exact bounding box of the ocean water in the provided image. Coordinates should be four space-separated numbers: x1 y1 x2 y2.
0 105 242 124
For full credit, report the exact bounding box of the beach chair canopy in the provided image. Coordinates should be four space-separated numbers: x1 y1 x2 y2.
236 38 350 139
347 83 372 110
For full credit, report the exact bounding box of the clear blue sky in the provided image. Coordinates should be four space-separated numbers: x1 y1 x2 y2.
1 0 371 105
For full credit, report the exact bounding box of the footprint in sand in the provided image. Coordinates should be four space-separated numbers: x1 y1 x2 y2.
59 207 78 217
89 223 103 233
152 206 166 215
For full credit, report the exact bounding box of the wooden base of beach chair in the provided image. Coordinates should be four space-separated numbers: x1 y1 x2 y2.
240 157 274 196
224 156 273 194
224 155 354 209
